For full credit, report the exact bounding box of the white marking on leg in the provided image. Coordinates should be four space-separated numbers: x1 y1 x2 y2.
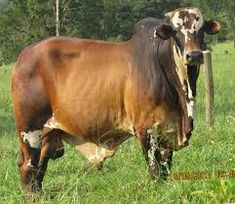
159 149 172 175
147 130 159 167
20 130 42 149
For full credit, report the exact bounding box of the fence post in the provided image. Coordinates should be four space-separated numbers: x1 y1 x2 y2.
203 50 214 127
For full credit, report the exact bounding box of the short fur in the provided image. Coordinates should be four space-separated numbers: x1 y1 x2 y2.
131 18 190 135
12 17 191 192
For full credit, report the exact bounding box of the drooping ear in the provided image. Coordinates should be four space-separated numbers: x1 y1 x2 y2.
154 24 176 40
204 20 221 35
164 11 173 23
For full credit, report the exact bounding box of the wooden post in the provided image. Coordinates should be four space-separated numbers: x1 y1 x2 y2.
203 50 214 127
56 0 60 36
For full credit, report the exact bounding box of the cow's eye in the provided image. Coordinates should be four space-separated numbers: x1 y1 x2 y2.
174 37 183 56
175 44 181 56
175 37 182 49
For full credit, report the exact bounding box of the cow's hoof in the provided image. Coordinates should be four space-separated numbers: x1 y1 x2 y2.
96 162 103 170
149 165 170 181
149 173 168 182
31 181 42 192
50 147 65 160
149 166 161 180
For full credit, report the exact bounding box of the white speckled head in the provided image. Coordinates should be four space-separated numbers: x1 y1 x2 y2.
165 8 220 128
165 8 205 120
168 7 204 58
171 8 204 38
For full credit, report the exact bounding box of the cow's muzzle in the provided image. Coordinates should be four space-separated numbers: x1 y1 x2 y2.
186 51 203 66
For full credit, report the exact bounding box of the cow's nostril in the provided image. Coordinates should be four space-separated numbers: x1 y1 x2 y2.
186 53 192 61
186 51 203 64
194 51 203 59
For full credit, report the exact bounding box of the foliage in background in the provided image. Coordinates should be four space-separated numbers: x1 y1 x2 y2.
0 0 234 64
0 0 55 63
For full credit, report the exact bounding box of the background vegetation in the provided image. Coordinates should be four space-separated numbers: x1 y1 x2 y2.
0 0 235 64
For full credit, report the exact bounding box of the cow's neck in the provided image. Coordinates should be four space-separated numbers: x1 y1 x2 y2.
172 43 195 119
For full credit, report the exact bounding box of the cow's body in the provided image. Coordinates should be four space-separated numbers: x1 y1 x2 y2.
14 38 135 166
12 8 220 192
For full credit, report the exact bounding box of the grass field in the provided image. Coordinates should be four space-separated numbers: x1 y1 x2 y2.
0 42 235 203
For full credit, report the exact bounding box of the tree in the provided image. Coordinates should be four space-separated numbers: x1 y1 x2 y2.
0 0 234 64
66 0 104 39
56 0 59 36
0 0 55 63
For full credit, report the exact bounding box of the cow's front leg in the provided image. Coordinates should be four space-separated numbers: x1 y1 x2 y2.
138 127 173 180
158 147 173 179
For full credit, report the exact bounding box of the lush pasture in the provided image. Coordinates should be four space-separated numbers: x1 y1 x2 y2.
0 43 234 203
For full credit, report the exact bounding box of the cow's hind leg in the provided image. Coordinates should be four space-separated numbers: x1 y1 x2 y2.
17 122 66 191
12 81 50 191
17 124 46 191
35 129 66 188
16 118 65 191
16 118 51 191
17 134 42 191
12 71 65 191
138 128 173 180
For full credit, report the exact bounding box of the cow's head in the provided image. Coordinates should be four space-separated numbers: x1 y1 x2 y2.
165 7 220 126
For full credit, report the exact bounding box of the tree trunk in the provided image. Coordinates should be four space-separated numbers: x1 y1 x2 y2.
56 0 60 36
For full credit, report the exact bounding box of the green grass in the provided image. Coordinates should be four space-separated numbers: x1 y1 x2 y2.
0 43 235 203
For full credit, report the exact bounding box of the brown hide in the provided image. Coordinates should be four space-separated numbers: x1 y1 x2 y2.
13 36 189 149
12 17 192 191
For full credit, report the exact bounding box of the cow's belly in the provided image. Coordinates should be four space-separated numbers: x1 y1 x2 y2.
44 114 133 165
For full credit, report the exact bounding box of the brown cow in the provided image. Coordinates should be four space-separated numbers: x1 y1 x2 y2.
12 7 220 192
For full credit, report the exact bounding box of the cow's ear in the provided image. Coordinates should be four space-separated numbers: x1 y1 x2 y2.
164 11 173 23
154 24 176 40
204 20 221 35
